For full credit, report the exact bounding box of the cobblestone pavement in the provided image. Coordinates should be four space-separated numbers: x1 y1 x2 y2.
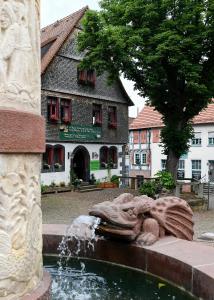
42 189 214 245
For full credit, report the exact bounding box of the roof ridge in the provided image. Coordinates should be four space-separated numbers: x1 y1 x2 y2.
41 6 88 31
41 6 89 74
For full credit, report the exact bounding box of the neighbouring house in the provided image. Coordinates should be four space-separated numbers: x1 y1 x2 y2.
41 7 133 186
129 100 214 181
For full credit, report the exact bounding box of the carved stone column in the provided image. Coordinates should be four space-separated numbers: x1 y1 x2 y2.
0 1 45 299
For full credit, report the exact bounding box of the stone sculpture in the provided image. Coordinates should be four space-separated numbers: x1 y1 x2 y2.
0 1 45 299
89 193 194 246
0 0 40 113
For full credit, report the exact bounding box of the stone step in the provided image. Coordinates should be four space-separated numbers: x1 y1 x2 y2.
78 188 103 193
79 184 97 190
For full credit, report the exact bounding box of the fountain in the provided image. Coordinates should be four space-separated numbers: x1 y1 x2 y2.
0 1 50 299
43 193 214 299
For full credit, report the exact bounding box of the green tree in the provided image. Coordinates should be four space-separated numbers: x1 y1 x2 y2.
78 0 214 179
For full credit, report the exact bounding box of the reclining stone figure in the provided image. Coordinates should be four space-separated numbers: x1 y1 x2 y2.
89 193 194 246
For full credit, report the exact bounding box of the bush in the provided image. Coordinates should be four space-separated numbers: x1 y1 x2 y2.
41 184 48 194
139 180 158 198
139 180 157 198
155 171 175 190
111 175 119 186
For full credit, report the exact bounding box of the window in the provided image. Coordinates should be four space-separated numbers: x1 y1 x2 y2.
177 160 185 179
77 69 96 86
161 159 166 170
61 99 71 124
141 153 147 164
109 146 118 169
129 131 133 144
108 106 117 129
192 132 201 146
208 132 214 145
134 153 141 165
42 145 65 172
100 146 118 169
54 145 65 171
42 145 54 172
92 104 102 126
47 97 59 122
100 146 109 169
192 160 201 180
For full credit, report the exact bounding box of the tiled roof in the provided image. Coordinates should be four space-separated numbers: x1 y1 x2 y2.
130 100 214 130
129 106 163 129
41 6 88 74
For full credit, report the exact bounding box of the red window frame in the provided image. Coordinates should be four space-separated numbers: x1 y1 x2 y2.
108 106 117 129
87 69 96 86
77 69 96 87
54 146 65 164
77 69 87 84
100 146 109 169
61 99 71 124
47 97 59 122
92 104 102 126
109 146 118 169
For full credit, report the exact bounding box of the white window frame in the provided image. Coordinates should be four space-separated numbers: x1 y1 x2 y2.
191 132 202 146
129 131 134 144
178 160 185 170
192 160 201 180
208 132 214 145
161 159 166 170
134 152 141 165
141 153 147 165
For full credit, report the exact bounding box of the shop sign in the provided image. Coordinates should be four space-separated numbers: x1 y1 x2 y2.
60 124 102 141
90 160 100 171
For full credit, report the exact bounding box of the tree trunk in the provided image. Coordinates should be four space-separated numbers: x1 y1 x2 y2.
166 149 179 181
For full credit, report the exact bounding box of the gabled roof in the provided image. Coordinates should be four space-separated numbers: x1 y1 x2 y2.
41 6 88 74
130 100 214 130
130 106 163 129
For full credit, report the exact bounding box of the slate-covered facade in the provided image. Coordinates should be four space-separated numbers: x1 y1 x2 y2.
41 7 133 185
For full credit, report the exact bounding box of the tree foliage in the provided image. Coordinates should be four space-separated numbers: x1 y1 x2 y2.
78 0 214 177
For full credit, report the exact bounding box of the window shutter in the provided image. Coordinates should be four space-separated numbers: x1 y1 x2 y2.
59 147 64 164
48 147 54 165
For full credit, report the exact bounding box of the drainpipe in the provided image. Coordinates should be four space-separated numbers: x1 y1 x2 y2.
147 128 152 177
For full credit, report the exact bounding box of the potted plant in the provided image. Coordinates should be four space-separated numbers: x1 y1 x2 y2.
43 163 50 170
54 163 62 169
111 175 119 187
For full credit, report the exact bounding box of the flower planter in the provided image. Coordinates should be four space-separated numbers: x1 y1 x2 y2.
98 182 117 188
42 186 71 195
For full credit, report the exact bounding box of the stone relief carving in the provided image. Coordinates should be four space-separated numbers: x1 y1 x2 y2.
0 0 40 114
0 155 42 300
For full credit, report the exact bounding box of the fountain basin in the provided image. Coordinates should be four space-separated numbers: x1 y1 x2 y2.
43 224 214 300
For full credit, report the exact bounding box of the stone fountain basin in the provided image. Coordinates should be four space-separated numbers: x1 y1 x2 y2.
43 224 214 300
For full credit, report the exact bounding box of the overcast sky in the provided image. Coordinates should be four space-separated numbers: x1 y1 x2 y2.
41 0 145 117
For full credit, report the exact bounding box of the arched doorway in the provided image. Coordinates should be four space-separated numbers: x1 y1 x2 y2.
71 146 90 181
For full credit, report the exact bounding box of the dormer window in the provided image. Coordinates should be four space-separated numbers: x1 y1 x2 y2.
108 106 117 129
92 104 102 126
77 69 96 87
47 97 59 122
61 99 71 124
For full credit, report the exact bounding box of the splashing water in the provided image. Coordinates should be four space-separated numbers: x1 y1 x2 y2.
55 215 102 299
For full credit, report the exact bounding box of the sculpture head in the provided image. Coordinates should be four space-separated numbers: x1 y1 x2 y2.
0 3 16 30
89 193 155 241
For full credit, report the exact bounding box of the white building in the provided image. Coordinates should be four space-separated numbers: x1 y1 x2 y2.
129 101 214 181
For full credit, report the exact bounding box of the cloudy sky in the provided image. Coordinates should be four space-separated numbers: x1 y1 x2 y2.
41 0 145 117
